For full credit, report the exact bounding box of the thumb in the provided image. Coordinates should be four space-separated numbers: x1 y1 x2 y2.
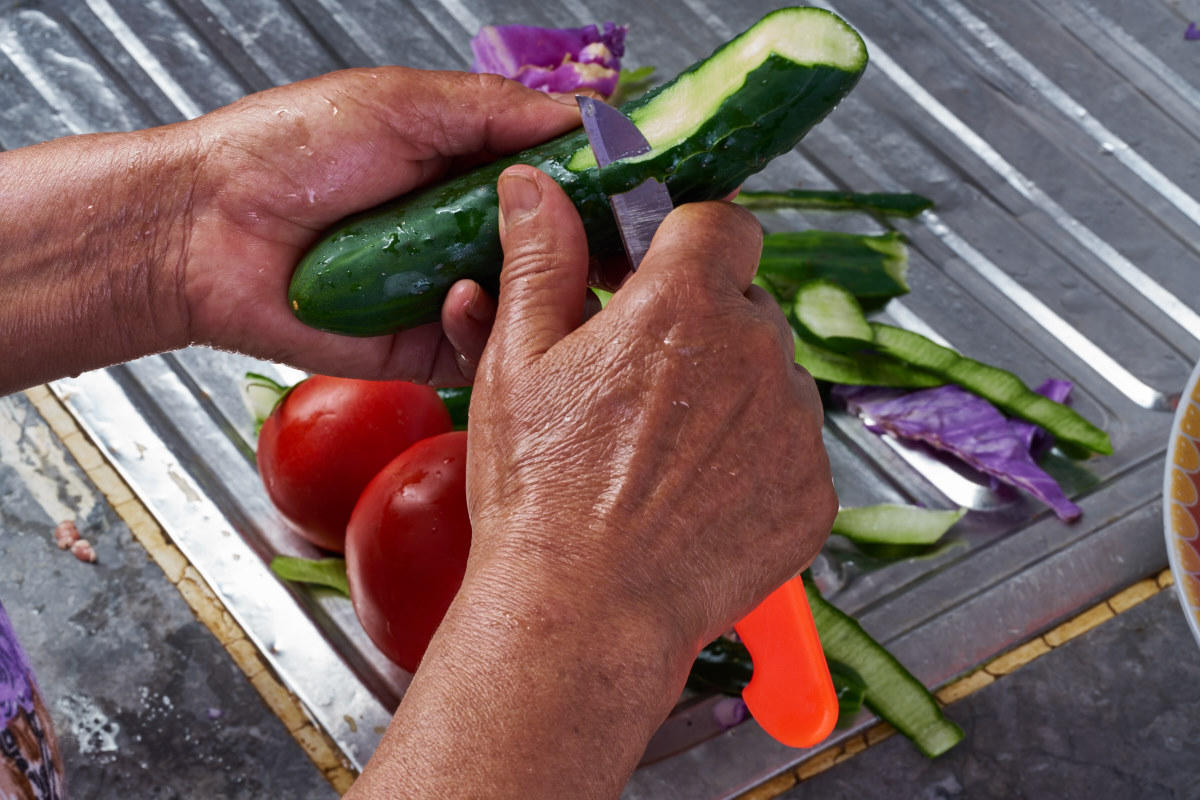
489 165 590 364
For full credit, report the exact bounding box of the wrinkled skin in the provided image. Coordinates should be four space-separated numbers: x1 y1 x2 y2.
0 68 586 393
183 69 595 384
348 166 837 800
470 171 836 649
0 65 837 800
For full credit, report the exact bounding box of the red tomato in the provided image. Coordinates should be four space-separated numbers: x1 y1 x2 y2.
345 431 471 673
256 376 451 552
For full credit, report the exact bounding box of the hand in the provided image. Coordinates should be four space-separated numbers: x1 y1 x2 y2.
349 165 837 799
468 165 837 652
0 70 585 394
181 69 585 383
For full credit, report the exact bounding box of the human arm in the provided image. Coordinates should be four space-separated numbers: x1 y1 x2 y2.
0 69 585 396
0 67 836 796
344 166 838 798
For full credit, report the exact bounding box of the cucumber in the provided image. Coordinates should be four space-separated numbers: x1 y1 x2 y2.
436 386 472 430
792 279 874 351
289 8 867 336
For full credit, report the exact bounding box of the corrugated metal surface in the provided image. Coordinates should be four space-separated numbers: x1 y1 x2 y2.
3 0 1195 796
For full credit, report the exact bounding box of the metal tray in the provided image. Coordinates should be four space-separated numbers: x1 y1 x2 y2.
5 0 1196 796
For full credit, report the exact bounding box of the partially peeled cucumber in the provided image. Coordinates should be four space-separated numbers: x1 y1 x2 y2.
288 7 868 336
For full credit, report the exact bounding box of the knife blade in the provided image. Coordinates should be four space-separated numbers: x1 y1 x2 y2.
576 95 838 749
576 96 673 270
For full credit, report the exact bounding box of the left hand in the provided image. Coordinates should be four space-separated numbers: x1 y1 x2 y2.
180 68 585 383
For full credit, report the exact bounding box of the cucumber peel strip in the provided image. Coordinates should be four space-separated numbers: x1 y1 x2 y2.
241 371 295 433
759 230 910 309
829 660 868 722
567 8 866 171
870 323 1112 456
736 189 933 216
833 504 967 546
804 578 964 757
793 329 944 388
270 555 350 597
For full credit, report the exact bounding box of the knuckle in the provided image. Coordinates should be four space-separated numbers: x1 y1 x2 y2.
471 70 516 95
815 479 840 533
742 314 787 360
646 203 763 290
671 202 762 251
502 242 564 283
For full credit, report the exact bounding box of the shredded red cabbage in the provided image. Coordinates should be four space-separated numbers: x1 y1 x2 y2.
711 696 749 730
834 383 1081 522
470 23 627 97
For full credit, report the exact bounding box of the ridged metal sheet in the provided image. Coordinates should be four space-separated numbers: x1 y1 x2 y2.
3 0 1195 796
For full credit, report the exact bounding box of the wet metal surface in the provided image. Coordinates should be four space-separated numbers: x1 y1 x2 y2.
1 1 1195 797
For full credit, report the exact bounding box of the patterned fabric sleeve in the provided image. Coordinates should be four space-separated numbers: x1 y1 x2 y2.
0 599 66 800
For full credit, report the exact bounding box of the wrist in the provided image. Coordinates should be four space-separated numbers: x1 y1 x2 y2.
353 554 696 799
99 124 205 355
453 554 697 703
467 507 716 661
0 125 203 392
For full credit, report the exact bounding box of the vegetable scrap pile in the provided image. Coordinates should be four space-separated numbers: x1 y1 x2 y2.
253 12 1112 768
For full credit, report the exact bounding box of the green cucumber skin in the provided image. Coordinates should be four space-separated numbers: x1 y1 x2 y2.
804 579 964 758
289 17 866 335
869 323 1113 455
736 190 934 217
759 231 910 306
792 328 945 389
436 386 472 430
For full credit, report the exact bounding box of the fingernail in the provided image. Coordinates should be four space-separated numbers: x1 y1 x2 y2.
464 285 495 324
547 92 582 106
498 172 542 230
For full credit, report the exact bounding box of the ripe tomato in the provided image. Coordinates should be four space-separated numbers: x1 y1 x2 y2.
345 431 471 674
256 376 451 552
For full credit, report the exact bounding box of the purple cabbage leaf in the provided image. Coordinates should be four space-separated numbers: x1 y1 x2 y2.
1009 378 1073 459
470 23 628 97
834 383 1081 522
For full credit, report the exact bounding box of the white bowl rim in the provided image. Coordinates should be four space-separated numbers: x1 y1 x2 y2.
1164 357 1200 651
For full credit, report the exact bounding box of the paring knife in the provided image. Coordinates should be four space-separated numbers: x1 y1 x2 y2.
576 95 839 748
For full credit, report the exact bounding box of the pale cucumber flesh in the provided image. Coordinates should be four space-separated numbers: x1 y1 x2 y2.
567 8 867 171
793 279 873 348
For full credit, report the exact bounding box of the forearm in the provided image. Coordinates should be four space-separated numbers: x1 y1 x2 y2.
0 126 200 395
348 562 693 799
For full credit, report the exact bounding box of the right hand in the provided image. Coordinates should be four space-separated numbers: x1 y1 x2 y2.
345 164 838 800
466 164 838 664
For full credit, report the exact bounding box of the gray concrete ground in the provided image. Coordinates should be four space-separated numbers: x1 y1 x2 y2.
0 392 334 799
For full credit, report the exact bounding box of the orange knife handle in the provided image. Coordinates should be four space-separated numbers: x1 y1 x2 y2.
733 575 838 748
